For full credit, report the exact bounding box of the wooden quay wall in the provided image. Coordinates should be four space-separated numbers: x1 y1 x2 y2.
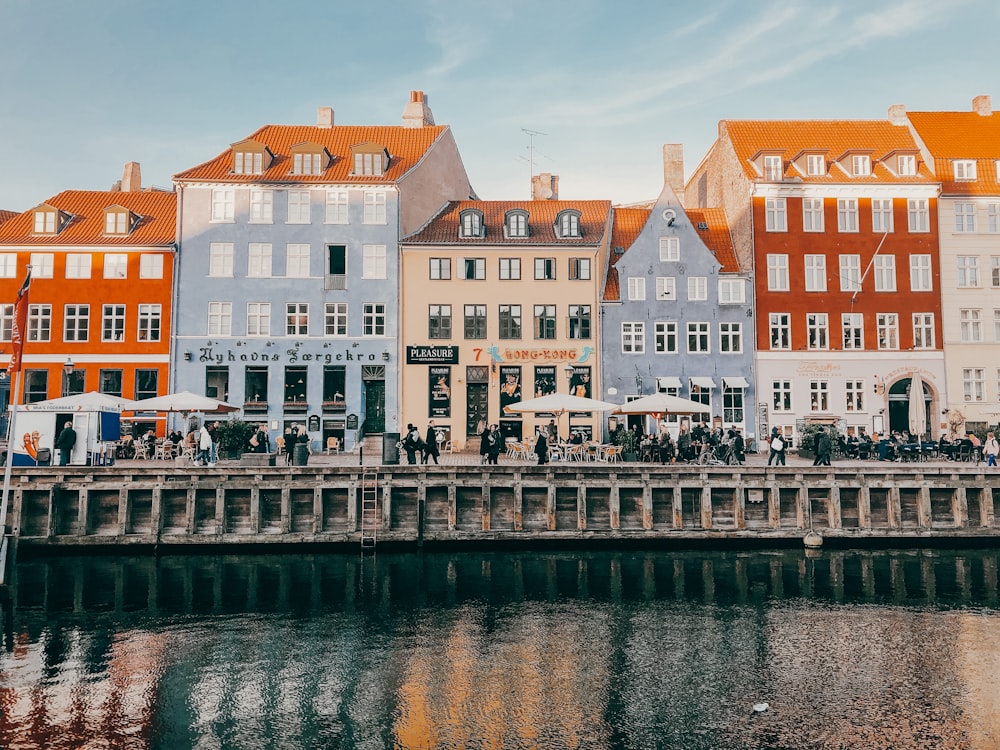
8 463 1000 550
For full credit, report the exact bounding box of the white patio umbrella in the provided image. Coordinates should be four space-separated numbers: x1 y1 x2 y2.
611 392 708 417
21 391 130 412
504 393 617 440
908 373 927 440
123 390 240 414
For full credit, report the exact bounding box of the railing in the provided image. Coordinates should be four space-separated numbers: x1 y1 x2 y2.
322 400 347 413
243 401 268 413
283 401 308 412
325 274 347 291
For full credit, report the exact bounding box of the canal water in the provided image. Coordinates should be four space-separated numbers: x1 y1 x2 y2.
2 547 999 749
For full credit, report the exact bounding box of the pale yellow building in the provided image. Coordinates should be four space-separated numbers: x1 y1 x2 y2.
400 188 611 449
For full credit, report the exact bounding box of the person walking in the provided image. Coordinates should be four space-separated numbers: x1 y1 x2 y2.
816 427 832 466
479 423 491 464
198 423 213 466
767 427 781 466
534 428 548 465
985 431 1000 467
402 423 420 465
770 431 786 466
208 421 219 464
252 425 270 454
487 425 502 465
283 425 297 465
55 420 77 466
423 421 440 465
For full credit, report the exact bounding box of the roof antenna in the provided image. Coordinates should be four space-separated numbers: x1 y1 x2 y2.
522 128 547 199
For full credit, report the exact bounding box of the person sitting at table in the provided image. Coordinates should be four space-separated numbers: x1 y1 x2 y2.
939 433 956 460
677 427 693 462
570 431 584 445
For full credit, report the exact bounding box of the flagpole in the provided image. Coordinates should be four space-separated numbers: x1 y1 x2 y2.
0 369 21 586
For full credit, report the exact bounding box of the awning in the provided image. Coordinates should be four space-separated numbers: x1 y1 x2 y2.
656 376 683 390
723 376 750 389
689 377 716 389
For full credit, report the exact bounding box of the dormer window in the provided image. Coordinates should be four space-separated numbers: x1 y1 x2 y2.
763 155 783 180
505 210 528 238
460 209 484 238
852 155 871 176
806 154 826 176
898 154 917 176
104 206 133 235
954 160 977 181
32 205 63 235
231 140 271 175
556 210 581 238
351 143 389 176
290 143 331 175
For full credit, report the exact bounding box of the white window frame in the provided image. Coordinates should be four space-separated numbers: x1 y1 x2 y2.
769 313 790 350
499 258 520 280
842 313 864 350
655 277 676 301
873 255 896 292
687 321 710 353
877 313 899 350
622 322 645 353
248 243 272 278
627 277 646 301
28 304 52 342
954 160 977 181
839 254 861 292
429 258 451 280
0 254 15 278
247 302 271 337
325 303 348 336
912 313 934 349
837 198 859 232
872 199 894 233
810 381 829 411
249 189 273 223
852 154 871 176
534 258 556 280
137 303 161 342
804 255 827 292
807 313 828 350
63 304 89 342
462 258 486 280
659 236 680 261
765 198 787 231
897 155 916 176
209 243 233 277
211 189 235 222
763 155 782 180
363 192 387 224
846 380 865 412
569 258 591 280
654 321 677 353
803 198 824 232
286 190 311 224
65 254 91 279
207 302 232 336
955 203 977 233
772 380 792 412
910 255 932 291
806 154 825 176
286 244 310 278
286 302 309 336
139 254 163 279
989 204 999 234
687 276 707 301
960 308 983 342
101 304 126 342
908 199 929 233
362 244 387 279
963 368 985 402
30 253 53 278
957 256 980 288
325 191 349 224
767 254 789 291
718 278 745 304
103 254 128 279
719 321 741 353
363 303 387 336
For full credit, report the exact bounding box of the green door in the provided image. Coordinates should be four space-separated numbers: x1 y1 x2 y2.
364 380 385 433
466 383 488 437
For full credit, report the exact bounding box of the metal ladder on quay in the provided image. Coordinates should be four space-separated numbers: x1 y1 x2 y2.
360 471 379 553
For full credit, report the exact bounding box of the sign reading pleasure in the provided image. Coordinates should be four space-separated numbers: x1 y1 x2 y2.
407 345 459 364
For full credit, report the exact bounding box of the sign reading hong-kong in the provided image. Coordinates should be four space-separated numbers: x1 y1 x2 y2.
406 345 459 364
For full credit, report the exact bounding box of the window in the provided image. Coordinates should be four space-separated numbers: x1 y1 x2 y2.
325 191 349 224
803 198 824 231
772 380 791 412
209 243 233 277
99 369 123 398
139 254 163 279
874 255 896 292
963 368 985 402
807 313 828 349
622 322 645 353
687 276 707 301
363 192 386 224
837 199 858 232
354 150 385 176
627 277 646 301
135 369 158 401
101 304 125 342
534 258 556 280
910 255 932 291
211 189 235 222
137 304 161 342
568 305 591 339
767 254 789 291
207 302 232 336
464 304 486 339
723 384 744 423
556 210 581 238
506 211 528 238
362 245 387 279
499 305 521 339
687 322 710 353
718 279 745 304
763 155 783 180
804 255 827 292
249 189 273 223
806 154 825 175
63 304 89 342
908 199 929 232
323 366 346 408
292 152 323 175
287 191 311 224
34 209 57 234
499 258 521 280
234 150 263 175
898 154 916 176
245 366 268 403
569 258 591 280
719 322 741 352
460 210 483 238
105 209 130 234
846 381 865 412
765 198 787 231
989 204 999 234
655 277 676 301
872 199 894 232
852 154 871 176
248 243 272 278
956 203 977 233
769 313 790 350
957 256 980 288
995 309 1000 342
534 305 556 339
325 303 347 336
326 245 347 289
0 304 10 342
286 244 310 277
842 313 863 349
247 302 271 337
30 253 53 278
654 321 677 353
877 313 898 350
428 305 452 339
429 258 451 280
0 254 15 279
286 303 308 335
954 160 977 181
65 254 91 279
21 369 47 403
810 381 829 411
913 313 935 349
659 237 680 261
960 309 982 342
839 255 861 292
103 254 128 279
462 257 486 280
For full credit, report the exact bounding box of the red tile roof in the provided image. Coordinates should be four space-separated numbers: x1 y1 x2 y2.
0 210 16 225
907 111 1000 195
686 208 739 273
404 200 612 245
0 190 177 246
174 124 448 184
724 120 934 183
603 207 650 301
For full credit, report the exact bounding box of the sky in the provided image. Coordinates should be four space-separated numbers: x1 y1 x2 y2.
1 0 998 212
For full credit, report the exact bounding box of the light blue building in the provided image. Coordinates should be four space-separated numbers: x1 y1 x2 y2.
601 149 756 443
171 92 475 450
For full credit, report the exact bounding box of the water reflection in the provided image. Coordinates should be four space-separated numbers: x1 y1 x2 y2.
2 548 1000 749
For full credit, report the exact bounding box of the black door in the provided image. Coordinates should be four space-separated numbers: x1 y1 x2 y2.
364 380 385 433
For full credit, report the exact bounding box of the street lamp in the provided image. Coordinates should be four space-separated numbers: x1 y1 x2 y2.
62 357 74 397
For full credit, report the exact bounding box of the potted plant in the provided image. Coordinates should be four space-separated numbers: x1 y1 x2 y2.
216 418 255 460
613 426 641 461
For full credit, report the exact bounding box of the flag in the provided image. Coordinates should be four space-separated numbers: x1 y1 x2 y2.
8 269 31 374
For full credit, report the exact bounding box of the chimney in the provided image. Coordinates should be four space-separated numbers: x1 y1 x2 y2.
401 90 435 128
317 106 335 128
121 162 141 193
532 173 559 200
662 144 685 205
973 95 992 116
887 104 907 125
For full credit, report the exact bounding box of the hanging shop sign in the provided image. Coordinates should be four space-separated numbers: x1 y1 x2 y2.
407 345 459 364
